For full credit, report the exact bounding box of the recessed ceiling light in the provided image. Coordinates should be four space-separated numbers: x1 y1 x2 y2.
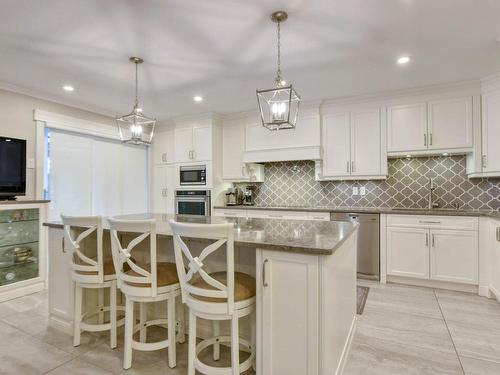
63 85 74 92
397 56 411 65
193 95 203 102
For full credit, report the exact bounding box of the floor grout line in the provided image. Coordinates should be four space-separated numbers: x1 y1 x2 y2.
433 288 466 375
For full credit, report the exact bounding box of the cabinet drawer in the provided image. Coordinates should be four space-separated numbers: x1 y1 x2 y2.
246 210 308 220
308 212 330 221
386 215 478 231
213 209 247 218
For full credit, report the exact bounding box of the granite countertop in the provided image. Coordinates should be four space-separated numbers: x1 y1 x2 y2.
44 213 358 255
0 200 50 205
214 205 499 218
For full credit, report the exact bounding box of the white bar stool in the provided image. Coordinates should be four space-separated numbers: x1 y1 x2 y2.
170 220 256 375
108 217 183 370
61 215 124 349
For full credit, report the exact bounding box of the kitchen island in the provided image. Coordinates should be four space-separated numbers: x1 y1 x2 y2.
44 213 358 375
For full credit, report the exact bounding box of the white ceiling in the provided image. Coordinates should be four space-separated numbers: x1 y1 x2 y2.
1 0 500 120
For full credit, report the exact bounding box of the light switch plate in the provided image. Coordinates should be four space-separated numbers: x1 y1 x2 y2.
360 187 366 195
352 187 359 196
27 158 35 169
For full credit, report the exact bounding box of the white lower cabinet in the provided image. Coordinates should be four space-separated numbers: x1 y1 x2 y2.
387 227 430 279
430 230 478 284
259 250 319 375
386 215 479 285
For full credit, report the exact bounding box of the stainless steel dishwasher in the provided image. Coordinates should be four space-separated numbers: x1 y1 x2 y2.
331 212 380 280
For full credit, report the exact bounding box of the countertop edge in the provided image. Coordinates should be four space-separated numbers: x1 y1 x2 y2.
213 205 498 218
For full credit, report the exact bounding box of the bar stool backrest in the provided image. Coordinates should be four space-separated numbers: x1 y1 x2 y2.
108 218 159 297
169 220 235 314
61 214 104 284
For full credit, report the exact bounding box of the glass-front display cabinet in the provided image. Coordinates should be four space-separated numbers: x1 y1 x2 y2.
0 203 47 301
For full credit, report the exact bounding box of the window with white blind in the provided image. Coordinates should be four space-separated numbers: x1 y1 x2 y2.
46 128 148 221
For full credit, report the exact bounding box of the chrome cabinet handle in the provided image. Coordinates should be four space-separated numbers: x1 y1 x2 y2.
312 216 325 220
429 133 433 146
432 233 435 247
346 161 350 173
162 188 167 197
496 227 500 242
62 236 66 253
419 220 441 224
482 155 487 168
424 134 427 147
262 259 269 287
268 214 283 218
351 161 355 173
162 153 167 163
191 150 196 160
425 233 429 246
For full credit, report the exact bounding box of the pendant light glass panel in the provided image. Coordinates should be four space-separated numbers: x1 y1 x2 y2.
257 84 300 130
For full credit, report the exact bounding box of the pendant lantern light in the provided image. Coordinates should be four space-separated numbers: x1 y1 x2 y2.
116 57 156 145
256 11 300 131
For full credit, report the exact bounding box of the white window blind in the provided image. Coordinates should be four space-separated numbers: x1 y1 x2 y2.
47 129 148 221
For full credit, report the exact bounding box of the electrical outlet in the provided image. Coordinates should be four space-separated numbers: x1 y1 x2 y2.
360 187 366 196
352 187 359 196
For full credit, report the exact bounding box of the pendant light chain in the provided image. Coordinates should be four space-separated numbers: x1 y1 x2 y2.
134 61 139 108
276 21 282 85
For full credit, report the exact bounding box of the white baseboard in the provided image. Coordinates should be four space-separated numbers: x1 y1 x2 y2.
387 276 478 294
0 281 45 303
478 285 491 298
49 315 73 335
336 316 357 375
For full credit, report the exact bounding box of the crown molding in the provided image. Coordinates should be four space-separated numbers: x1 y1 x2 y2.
0 80 116 118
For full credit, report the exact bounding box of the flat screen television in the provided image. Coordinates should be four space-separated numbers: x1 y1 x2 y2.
0 136 26 200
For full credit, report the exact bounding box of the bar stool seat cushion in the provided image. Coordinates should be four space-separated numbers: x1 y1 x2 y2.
125 262 179 287
191 272 256 302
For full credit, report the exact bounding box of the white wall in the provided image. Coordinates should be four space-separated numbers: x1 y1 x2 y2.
0 88 114 199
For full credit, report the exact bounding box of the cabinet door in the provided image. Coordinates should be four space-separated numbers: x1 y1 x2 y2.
48 228 74 324
387 227 429 279
152 130 175 164
165 165 175 214
192 126 212 161
482 92 500 173
351 108 381 176
259 250 319 375
430 230 478 284
174 128 193 163
387 103 427 152
152 165 168 212
492 225 500 295
428 97 473 150
322 112 351 177
222 123 246 180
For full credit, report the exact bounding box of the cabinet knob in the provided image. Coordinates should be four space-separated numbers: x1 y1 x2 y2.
262 259 269 287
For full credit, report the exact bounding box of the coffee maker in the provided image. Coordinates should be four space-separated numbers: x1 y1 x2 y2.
225 187 242 206
243 185 256 206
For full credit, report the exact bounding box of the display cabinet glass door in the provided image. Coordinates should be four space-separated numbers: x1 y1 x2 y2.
0 209 39 286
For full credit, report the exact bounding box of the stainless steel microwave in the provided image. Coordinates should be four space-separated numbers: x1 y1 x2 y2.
179 165 206 186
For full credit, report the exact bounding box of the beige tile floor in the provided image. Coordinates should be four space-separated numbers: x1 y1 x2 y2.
344 280 500 375
0 282 499 374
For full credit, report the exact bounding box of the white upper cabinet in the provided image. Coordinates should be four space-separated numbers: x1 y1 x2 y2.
428 97 473 150
322 112 351 178
174 125 212 163
321 107 386 180
481 90 500 174
152 130 175 164
387 96 474 156
351 109 383 176
222 120 246 179
387 103 427 153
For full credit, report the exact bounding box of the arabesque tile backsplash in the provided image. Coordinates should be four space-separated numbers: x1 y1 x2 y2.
237 156 500 212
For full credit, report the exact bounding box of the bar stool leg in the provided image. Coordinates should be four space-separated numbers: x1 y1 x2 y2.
212 320 220 361
176 302 186 344
251 310 256 371
139 302 147 343
110 281 117 349
188 310 196 375
167 292 177 368
73 283 82 347
231 315 240 375
123 297 134 369
98 288 104 324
